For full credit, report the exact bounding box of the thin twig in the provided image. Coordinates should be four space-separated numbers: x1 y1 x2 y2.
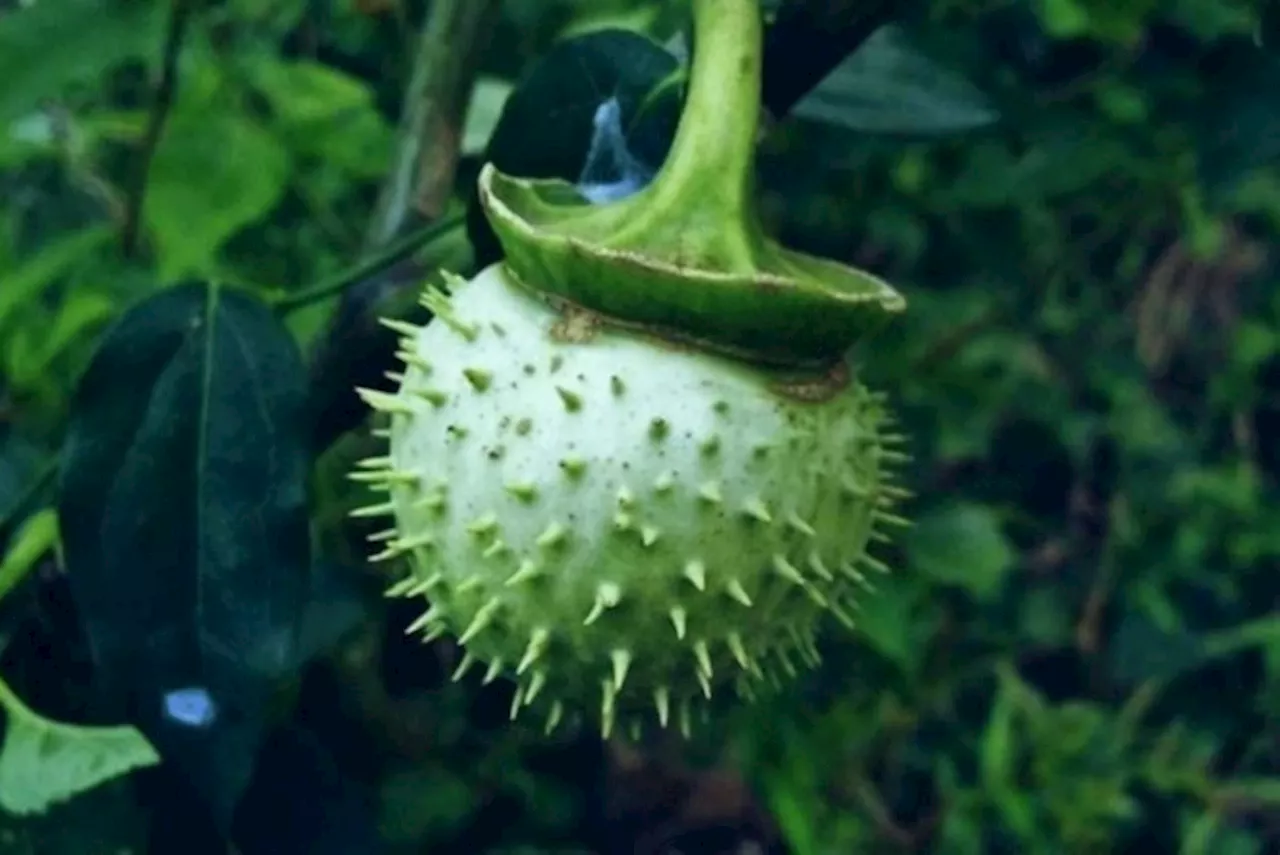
273 213 465 316
363 0 501 251
121 0 195 258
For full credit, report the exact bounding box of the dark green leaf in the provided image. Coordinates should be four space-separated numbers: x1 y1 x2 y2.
1109 605 1205 686
55 282 312 825
1195 51 1280 200
790 26 998 135
466 28 681 265
0 430 49 551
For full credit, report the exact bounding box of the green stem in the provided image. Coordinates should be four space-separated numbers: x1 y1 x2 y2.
477 0 905 365
273 213 464 316
644 0 763 229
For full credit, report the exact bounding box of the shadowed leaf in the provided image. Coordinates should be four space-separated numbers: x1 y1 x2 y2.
466 28 682 265
55 282 312 825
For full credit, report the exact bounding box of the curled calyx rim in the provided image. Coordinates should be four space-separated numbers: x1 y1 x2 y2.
478 0 905 369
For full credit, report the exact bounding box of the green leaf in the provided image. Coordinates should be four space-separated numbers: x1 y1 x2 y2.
1110 604 1206 687
906 503 1016 598
1195 53 1280 200
853 573 935 673
0 507 58 604
0 674 159 816
462 76 515 157
56 282 312 824
791 26 998 135
0 0 163 126
145 112 291 281
247 56 393 177
1216 778 1280 806
0 226 113 334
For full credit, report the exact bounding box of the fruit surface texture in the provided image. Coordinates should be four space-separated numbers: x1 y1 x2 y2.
356 264 906 737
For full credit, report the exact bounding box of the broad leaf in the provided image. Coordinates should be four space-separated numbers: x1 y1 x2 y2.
0 674 159 816
0 0 162 126
247 56 393 178
145 112 291 281
906 503 1016 598
466 28 681 264
0 226 112 334
791 26 998 135
56 282 312 826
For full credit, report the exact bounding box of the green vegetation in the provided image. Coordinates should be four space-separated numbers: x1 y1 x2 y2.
0 1 1276 853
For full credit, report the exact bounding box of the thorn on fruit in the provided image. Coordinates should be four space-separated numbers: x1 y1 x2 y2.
742 497 772 523
772 554 805 585
545 700 564 734
350 501 395 519
536 522 568 548
669 606 687 639
377 317 421 338
555 386 583 412
611 649 632 689
458 597 501 644
693 640 712 677
505 558 542 586
463 367 493 391
356 388 412 415
807 552 833 581
786 513 816 537
505 481 539 502
559 456 587 479
683 560 706 590
654 687 670 727
414 388 448 407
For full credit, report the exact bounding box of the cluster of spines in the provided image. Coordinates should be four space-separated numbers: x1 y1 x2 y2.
350 297 914 739
351 469 911 738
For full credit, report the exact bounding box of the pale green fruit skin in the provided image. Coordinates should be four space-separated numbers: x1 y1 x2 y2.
357 263 904 737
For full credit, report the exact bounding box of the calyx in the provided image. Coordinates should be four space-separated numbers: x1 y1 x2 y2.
478 0 905 368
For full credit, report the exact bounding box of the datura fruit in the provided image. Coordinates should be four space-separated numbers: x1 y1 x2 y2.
352 0 910 740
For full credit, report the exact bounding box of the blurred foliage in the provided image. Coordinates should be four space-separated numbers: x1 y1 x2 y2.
0 0 1278 853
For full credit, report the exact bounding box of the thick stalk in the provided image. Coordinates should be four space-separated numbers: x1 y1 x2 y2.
478 0 905 365
643 0 763 232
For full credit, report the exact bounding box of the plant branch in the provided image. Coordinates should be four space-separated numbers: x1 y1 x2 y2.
760 0 901 120
363 0 500 251
274 213 465 316
122 0 195 258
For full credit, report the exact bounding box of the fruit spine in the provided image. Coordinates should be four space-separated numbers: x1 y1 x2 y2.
352 0 910 739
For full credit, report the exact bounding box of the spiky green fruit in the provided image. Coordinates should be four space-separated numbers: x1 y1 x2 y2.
353 264 908 738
